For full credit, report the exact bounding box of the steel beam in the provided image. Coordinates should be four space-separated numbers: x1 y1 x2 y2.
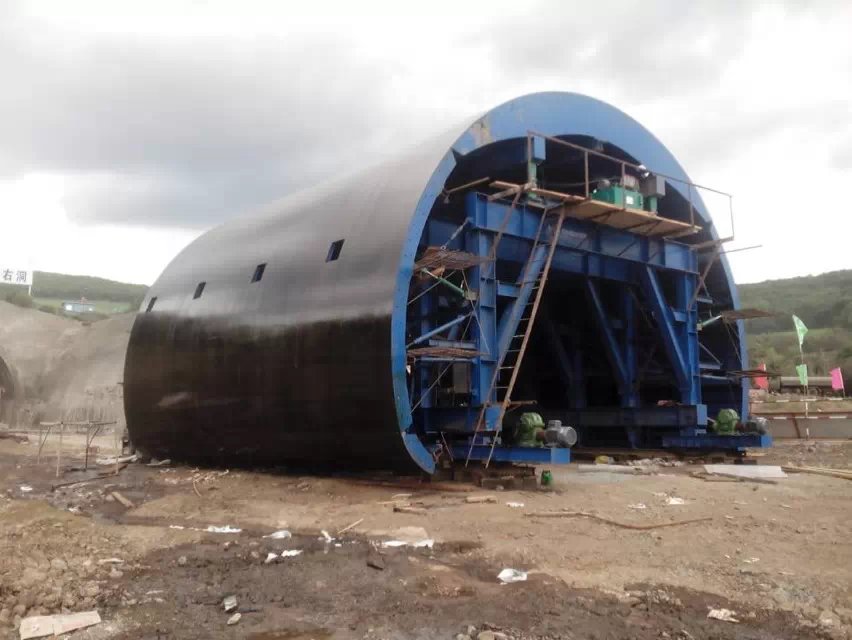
456 445 570 464
638 266 693 400
585 279 630 398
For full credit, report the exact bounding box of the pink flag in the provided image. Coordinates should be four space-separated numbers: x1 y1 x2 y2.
754 363 769 390
830 367 844 392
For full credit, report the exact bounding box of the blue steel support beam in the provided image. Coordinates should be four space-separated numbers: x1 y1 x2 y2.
426 197 697 277
585 279 630 399
464 193 498 421
622 287 639 407
417 291 434 410
407 313 469 348
455 444 570 464
677 268 701 407
541 311 577 402
638 265 699 404
496 243 547 359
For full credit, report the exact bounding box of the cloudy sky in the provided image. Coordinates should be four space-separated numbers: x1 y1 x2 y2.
1 0 850 285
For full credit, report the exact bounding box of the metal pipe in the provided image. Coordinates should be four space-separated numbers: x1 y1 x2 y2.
420 268 467 298
407 314 470 348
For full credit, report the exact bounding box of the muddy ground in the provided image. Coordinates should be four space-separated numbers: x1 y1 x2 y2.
1 433 851 639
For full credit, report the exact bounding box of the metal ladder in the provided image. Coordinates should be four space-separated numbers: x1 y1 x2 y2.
466 206 566 467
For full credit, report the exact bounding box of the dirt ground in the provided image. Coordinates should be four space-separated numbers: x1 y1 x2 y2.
1 432 851 639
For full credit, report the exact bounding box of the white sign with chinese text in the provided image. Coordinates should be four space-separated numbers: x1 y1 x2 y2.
0 267 33 286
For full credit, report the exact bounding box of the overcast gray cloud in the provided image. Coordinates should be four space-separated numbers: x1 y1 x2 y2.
0 0 850 265
0 6 409 226
479 0 754 100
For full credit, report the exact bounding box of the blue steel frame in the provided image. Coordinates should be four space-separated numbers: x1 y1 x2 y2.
414 195 710 450
390 93 750 472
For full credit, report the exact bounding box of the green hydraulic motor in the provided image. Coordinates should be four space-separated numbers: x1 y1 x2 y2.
516 412 545 447
712 408 740 435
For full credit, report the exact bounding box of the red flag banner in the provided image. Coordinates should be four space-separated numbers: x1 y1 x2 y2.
755 363 769 390
830 367 844 392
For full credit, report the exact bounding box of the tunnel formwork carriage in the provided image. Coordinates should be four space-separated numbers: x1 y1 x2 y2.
124 92 767 474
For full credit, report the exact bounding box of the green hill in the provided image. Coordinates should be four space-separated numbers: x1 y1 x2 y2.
1 271 148 317
739 270 852 379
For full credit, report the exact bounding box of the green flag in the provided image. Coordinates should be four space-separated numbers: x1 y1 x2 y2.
796 363 809 387
792 315 808 347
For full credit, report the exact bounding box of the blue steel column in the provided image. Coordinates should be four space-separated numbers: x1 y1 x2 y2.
585 280 630 400
417 288 433 411
677 271 701 406
639 266 691 402
622 288 639 407
465 192 497 415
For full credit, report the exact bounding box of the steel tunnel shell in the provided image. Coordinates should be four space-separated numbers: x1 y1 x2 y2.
124 91 745 474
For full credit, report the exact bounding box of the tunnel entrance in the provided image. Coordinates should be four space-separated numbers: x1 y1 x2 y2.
0 355 18 425
403 132 746 465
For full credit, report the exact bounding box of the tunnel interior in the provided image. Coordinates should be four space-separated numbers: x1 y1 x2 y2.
403 134 748 462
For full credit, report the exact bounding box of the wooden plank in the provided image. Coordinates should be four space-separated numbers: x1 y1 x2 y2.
111 491 135 508
489 181 701 238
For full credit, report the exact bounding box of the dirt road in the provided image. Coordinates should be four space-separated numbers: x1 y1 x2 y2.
1 434 850 639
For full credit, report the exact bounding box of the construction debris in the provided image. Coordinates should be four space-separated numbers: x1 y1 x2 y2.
19 611 101 639
205 525 242 533
577 464 642 474
465 495 497 504
707 608 739 623
393 505 427 515
263 529 292 539
337 518 364 535
782 465 852 481
497 568 527 584
525 510 712 530
96 454 137 466
703 464 787 479
110 491 134 508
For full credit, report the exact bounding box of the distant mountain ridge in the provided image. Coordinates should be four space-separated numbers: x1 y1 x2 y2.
1 271 148 306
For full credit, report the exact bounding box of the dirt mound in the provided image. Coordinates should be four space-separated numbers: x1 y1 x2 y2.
0 302 80 397
0 302 134 424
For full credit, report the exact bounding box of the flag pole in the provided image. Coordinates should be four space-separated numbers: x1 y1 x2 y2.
793 315 809 437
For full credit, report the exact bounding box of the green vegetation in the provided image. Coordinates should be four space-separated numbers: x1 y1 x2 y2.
29 271 148 306
1 271 147 318
740 270 852 380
